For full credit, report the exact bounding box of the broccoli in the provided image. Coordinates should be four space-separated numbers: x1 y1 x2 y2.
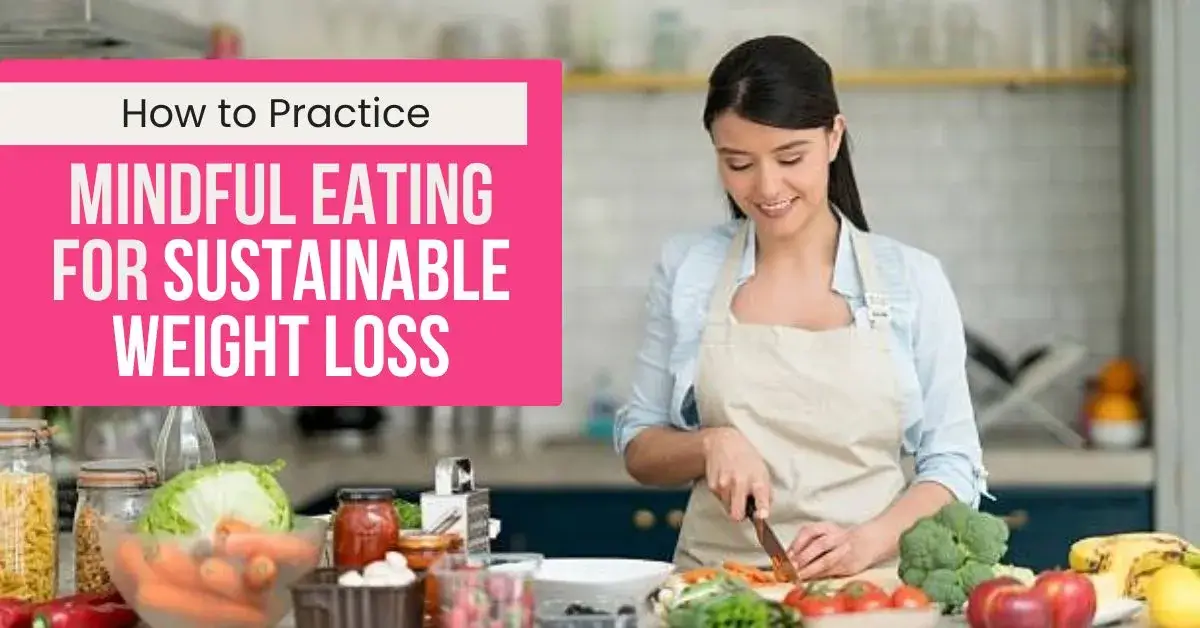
898 519 964 571
920 569 968 611
958 561 998 591
897 502 1016 613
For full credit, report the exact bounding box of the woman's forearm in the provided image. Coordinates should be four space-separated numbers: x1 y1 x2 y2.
866 481 956 561
623 426 714 487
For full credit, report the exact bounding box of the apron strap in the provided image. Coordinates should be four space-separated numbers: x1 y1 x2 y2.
846 227 891 329
705 220 751 326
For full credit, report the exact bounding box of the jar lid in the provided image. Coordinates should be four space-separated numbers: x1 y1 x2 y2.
78 459 160 488
0 419 51 448
337 487 396 502
397 532 456 551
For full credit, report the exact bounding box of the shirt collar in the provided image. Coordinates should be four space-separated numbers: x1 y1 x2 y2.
738 211 862 298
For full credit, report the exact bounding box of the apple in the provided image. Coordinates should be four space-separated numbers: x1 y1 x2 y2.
1033 570 1098 628
989 586 1053 628
966 577 1022 628
966 577 1052 628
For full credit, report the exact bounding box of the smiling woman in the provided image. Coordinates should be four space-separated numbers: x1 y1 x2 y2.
616 35 987 580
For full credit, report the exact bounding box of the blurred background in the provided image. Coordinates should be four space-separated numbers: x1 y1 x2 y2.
4 0 1198 567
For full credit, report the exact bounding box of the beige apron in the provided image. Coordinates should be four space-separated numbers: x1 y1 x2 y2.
673 219 907 571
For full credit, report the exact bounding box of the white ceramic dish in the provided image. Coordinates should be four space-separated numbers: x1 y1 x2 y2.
530 558 675 607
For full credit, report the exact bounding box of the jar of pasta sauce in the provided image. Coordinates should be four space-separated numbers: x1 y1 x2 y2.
333 487 399 571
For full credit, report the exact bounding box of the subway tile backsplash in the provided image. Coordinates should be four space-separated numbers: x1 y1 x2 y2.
555 87 1124 440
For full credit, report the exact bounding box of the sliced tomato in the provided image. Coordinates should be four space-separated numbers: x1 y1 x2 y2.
796 594 847 617
845 589 891 613
782 586 807 609
891 585 932 609
838 580 883 597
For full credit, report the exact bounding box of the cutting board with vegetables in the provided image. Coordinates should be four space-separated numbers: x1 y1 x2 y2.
753 566 902 602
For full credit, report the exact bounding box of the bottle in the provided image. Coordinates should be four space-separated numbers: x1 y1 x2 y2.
154 406 216 480
585 371 621 440
1086 0 1123 66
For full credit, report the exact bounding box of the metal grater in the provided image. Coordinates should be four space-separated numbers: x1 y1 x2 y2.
420 457 491 557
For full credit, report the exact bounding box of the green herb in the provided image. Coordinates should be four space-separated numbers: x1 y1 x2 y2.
394 499 420 528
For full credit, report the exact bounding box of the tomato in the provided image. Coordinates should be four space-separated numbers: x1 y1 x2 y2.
845 590 891 613
782 586 807 609
796 595 847 617
838 580 883 597
891 585 932 609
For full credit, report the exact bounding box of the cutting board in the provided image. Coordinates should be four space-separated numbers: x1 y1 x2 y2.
753 566 903 602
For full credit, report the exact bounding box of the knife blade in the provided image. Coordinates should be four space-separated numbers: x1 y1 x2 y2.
746 497 801 585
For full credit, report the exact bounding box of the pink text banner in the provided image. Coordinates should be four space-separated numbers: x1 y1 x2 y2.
0 59 563 407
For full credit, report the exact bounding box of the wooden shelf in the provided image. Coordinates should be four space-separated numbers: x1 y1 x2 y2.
563 67 1129 93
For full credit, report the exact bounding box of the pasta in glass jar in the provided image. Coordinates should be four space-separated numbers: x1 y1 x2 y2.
0 419 57 603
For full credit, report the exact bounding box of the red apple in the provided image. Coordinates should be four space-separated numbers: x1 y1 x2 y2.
966 577 1023 628
988 586 1053 628
1033 570 1098 628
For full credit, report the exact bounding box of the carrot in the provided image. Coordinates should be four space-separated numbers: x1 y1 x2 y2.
216 517 258 538
221 532 319 565
680 568 719 584
199 557 253 603
213 518 259 554
114 538 154 585
137 582 267 627
243 555 278 591
146 542 202 589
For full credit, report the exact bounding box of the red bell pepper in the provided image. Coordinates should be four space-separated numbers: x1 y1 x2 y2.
31 602 136 628
0 598 31 628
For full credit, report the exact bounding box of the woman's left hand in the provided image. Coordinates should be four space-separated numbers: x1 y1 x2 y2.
787 521 890 581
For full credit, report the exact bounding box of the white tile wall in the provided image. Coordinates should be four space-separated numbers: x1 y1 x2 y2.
559 87 1125 440
140 0 1127 439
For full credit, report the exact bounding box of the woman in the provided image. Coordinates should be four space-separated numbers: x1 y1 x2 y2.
614 36 987 579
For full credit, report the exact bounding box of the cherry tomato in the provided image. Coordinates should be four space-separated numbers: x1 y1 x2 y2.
891 585 932 609
782 587 807 609
845 590 891 613
838 580 884 597
796 595 847 617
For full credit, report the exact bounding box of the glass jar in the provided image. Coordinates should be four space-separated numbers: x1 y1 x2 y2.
333 488 399 571
0 419 57 603
74 460 159 595
397 532 460 625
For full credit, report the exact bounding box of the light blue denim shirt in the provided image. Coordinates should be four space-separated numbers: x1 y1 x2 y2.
615 218 989 507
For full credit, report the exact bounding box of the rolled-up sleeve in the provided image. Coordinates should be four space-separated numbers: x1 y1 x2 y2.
613 241 684 455
909 258 988 507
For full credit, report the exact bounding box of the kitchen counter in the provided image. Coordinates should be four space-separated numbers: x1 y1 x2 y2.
47 429 1155 508
214 437 1154 508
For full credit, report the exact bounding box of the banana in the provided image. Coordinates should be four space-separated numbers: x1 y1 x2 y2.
1068 532 1199 601
1070 533 1191 574
1126 547 1200 599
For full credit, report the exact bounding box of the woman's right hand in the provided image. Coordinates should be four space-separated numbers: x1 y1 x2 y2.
702 426 771 521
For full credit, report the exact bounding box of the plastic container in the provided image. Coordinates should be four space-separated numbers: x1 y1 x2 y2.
0 419 58 603
433 552 543 627
73 459 159 595
290 568 425 628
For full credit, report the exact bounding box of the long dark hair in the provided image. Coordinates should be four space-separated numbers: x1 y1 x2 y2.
702 35 868 231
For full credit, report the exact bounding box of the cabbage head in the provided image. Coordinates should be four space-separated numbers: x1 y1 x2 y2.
137 459 293 536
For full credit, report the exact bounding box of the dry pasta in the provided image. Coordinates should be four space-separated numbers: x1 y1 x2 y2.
0 472 57 602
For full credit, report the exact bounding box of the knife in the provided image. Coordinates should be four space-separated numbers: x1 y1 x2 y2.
746 496 801 585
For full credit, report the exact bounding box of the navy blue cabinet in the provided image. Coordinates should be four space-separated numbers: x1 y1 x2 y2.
296 485 1153 571
982 487 1154 571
